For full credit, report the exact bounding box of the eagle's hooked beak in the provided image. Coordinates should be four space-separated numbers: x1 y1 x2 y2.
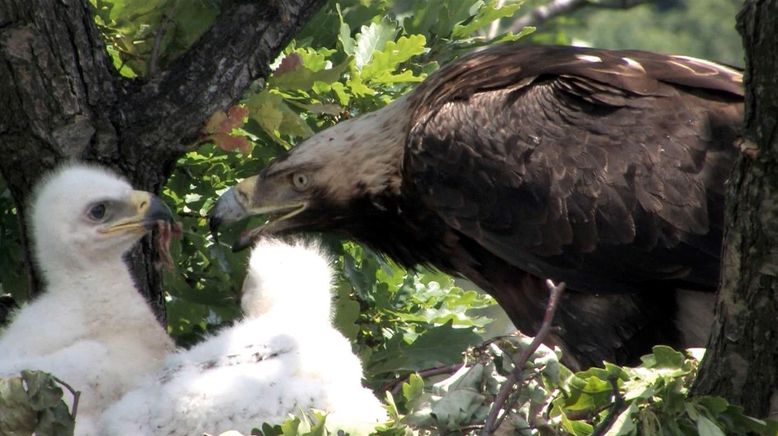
101 191 175 235
208 176 308 251
208 176 258 247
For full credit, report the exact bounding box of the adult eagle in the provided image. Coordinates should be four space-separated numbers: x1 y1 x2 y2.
209 44 743 369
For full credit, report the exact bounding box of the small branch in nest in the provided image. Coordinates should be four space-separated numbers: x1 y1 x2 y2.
51 375 81 419
382 363 464 396
481 279 566 435
592 374 626 436
452 424 486 434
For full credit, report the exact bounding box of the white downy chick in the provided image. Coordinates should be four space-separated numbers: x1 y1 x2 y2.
0 163 175 434
100 238 386 435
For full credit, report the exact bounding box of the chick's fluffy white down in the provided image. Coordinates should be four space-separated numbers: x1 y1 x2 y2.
0 164 173 435
100 239 386 435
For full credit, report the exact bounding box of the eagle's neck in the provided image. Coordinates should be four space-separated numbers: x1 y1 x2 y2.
341 94 415 197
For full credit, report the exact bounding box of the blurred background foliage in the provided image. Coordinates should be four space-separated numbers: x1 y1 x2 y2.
555 0 743 66
0 0 750 433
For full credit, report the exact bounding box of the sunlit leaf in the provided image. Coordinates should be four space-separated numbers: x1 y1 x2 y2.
696 415 727 436
452 0 524 38
361 35 428 84
354 18 398 70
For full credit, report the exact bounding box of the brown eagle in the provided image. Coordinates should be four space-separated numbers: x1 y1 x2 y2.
209 44 743 369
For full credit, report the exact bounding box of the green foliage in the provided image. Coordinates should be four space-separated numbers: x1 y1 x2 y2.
387 344 776 435
0 371 76 436
332 242 496 384
554 0 744 66
452 0 524 38
250 411 332 436
369 321 482 374
400 335 564 434
551 347 777 436
91 0 219 77
251 343 777 435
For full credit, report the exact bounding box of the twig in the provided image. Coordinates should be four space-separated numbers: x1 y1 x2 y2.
148 13 171 78
51 375 81 419
591 374 626 436
481 279 566 435
382 363 464 396
449 424 486 434
508 0 648 33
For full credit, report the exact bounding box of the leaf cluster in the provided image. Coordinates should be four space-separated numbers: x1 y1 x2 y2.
0 370 76 436
244 344 778 435
552 346 777 436
91 0 219 77
372 345 777 435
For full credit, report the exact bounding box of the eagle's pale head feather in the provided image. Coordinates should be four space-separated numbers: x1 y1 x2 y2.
269 95 413 203
209 95 414 249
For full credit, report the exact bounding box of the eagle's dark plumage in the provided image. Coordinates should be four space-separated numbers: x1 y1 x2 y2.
209 44 743 369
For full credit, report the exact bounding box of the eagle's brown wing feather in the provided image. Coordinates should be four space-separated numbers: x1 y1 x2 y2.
405 45 742 295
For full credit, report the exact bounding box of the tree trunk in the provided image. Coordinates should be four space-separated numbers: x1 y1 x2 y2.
692 1 778 417
0 0 326 320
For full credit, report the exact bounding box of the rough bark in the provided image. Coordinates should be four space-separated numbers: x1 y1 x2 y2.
0 0 326 320
692 0 778 417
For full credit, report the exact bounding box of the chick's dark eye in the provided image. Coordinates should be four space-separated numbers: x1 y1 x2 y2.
88 203 107 221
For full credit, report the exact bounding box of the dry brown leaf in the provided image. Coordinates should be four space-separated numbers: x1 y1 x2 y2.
274 52 302 75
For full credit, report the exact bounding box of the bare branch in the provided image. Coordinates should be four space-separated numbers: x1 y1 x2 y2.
508 0 648 33
382 363 464 396
147 13 171 79
51 375 82 419
481 280 566 435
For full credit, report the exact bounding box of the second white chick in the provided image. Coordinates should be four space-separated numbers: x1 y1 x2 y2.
100 238 386 435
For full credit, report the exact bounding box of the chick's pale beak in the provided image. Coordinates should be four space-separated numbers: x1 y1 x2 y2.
103 191 175 234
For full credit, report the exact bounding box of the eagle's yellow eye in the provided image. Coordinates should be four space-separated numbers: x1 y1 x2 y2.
292 173 309 191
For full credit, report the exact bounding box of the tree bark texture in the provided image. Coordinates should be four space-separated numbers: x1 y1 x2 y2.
0 0 326 320
692 0 778 417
